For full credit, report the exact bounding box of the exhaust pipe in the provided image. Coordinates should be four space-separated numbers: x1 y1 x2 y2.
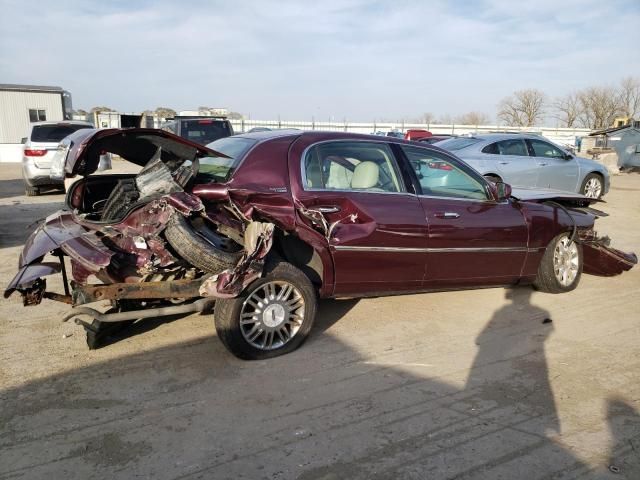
62 298 214 324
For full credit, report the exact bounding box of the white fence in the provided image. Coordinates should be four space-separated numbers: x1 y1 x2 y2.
230 119 592 148
0 120 593 163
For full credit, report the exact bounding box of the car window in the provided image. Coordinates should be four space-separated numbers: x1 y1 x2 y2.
303 141 404 193
481 142 499 154
401 146 488 201
30 124 92 143
528 139 565 158
496 139 529 156
181 120 232 144
199 137 258 182
436 137 481 151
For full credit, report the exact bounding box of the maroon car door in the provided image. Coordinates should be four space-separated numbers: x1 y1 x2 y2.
289 138 429 296
400 145 529 287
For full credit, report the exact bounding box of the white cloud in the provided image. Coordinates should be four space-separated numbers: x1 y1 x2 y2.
0 0 638 121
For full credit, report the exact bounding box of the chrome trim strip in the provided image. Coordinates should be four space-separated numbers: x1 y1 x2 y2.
334 246 430 253
334 245 535 253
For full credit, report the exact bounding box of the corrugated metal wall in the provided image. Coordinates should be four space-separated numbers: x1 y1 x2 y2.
0 91 63 143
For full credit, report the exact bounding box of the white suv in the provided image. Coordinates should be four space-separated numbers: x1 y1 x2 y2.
22 120 93 196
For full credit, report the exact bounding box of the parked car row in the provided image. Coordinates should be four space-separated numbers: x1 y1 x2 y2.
435 134 609 199
7 128 636 360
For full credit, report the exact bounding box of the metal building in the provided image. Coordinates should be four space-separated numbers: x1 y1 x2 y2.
588 125 640 168
0 84 73 143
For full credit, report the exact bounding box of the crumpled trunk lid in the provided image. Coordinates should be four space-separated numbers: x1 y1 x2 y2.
52 128 228 178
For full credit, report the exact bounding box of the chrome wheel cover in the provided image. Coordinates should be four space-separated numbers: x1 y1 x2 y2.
583 178 602 199
240 281 305 350
553 236 579 287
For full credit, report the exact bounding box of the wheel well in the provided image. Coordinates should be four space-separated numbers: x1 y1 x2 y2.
270 229 323 287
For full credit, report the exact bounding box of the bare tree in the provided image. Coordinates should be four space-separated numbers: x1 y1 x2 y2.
456 111 491 125
437 114 453 124
618 76 640 119
90 106 115 114
498 89 546 127
227 111 244 120
578 86 622 129
154 107 176 119
422 112 435 124
553 93 582 127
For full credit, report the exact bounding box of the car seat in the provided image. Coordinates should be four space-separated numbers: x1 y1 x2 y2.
351 161 380 189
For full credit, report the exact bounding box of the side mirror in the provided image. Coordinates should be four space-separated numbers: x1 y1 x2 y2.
494 181 512 201
563 153 573 160
20 137 27 144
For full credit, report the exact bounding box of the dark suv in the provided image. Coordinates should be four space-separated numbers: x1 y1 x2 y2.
160 116 233 145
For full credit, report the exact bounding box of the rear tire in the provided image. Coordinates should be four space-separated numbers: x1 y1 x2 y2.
214 261 317 360
164 214 242 273
25 185 39 196
533 233 583 293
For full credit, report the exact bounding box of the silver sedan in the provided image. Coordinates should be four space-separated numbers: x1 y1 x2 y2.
436 133 609 199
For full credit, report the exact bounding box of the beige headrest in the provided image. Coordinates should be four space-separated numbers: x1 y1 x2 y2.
351 161 379 189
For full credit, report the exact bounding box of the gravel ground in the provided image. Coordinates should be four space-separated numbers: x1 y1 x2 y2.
0 163 639 479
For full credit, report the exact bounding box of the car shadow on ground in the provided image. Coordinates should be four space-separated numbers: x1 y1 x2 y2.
0 202 66 248
93 298 361 350
0 178 64 200
1 287 638 479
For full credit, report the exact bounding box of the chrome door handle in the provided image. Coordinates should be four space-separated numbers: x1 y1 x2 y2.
317 206 341 214
434 212 460 219
538 162 547 166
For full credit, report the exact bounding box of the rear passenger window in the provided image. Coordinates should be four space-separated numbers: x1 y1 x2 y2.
401 146 488 201
496 139 528 156
303 141 404 193
481 142 499 154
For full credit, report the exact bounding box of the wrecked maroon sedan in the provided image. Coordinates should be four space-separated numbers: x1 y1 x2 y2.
5 128 637 359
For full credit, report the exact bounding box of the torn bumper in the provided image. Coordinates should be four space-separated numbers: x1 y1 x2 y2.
580 232 637 276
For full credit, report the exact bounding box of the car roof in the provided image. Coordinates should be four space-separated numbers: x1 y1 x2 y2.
236 129 435 145
464 132 544 142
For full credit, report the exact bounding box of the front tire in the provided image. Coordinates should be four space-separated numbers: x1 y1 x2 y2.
581 173 604 199
25 185 39 196
214 261 317 360
533 233 583 293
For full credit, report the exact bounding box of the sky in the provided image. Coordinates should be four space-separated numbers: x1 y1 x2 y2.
1 0 639 122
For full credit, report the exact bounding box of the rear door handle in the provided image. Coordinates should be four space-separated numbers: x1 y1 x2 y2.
434 212 460 219
499 161 509 165
538 162 547 166
317 206 341 214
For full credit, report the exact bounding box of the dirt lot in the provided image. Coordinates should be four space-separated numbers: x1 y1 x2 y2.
1 162 639 479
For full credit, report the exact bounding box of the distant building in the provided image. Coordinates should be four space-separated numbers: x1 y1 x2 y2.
178 108 228 117
588 125 640 168
0 84 73 143
611 116 639 128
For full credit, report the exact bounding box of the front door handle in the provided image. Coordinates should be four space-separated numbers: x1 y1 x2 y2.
499 161 509 165
538 162 548 166
434 212 460 219
317 206 341 214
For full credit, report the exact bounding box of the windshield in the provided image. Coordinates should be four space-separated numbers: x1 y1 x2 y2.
31 124 92 143
199 137 257 182
437 137 481 151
